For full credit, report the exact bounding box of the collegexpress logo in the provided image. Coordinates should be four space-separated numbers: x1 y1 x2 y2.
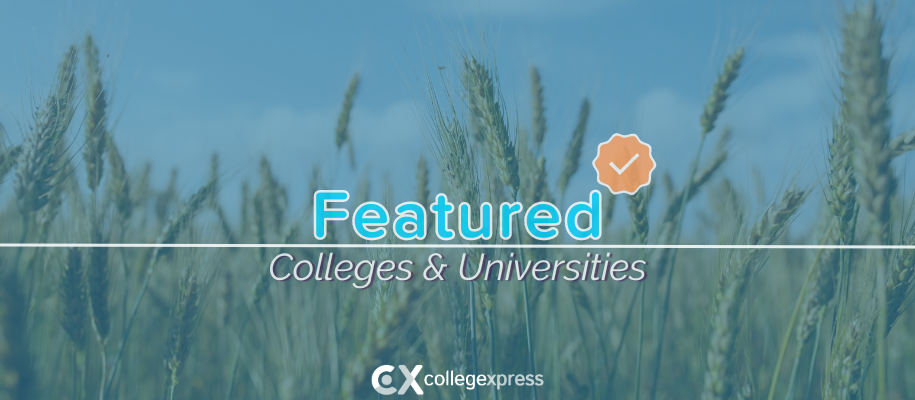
372 364 545 395
372 365 424 395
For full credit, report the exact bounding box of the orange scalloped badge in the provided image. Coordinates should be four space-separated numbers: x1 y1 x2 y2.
592 133 656 195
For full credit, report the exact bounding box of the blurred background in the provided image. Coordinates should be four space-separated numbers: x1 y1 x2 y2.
1 1 915 400
2 0 913 227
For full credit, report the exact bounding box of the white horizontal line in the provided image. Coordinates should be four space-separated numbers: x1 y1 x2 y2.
0 243 911 250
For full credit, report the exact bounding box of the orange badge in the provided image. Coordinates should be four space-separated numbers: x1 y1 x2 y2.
592 133 656 195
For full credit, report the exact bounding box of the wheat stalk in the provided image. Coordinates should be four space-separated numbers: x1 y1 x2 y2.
416 155 431 207
796 247 839 346
425 55 493 400
60 248 88 349
702 189 806 400
557 99 591 199
885 231 915 331
826 119 858 245
888 129 915 159
652 147 727 275
423 85 499 385
15 45 78 217
773 117 857 400
662 46 744 274
342 282 420 399
208 154 237 245
105 178 216 398
523 154 552 281
650 45 742 397
228 164 297 399
133 162 152 218
83 34 108 192
649 50 745 400
430 116 481 210
824 318 867 400
530 66 547 150
622 186 650 399
840 3 894 397
239 181 250 240
87 220 111 343
774 236 838 400
154 178 217 262
842 1 894 246
34 134 71 243
415 156 432 236
700 49 744 138
628 188 651 245
335 73 359 168
257 156 289 235
569 281 603 399
155 169 178 224
523 151 552 206
602 190 617 229
85 217 111 400
445 282 469 400
0 269 35 400
479 275 498 400
164 270 205 400
462 54 519 195
106 134 132 224
0 144 21 185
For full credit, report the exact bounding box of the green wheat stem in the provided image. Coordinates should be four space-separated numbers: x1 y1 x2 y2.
648 254 674 399
167 377 177 400
224 311 251 400
514 211 538 400
549 282 560 399
635 278 647 400
608 285 640 383
104 257 153 397
486 306 497 400
833 205 859 334
26 222 54 315
783 345 802 400
520 270 537 400
81 346 88 400
802 314 824 400
71 349 77 400
571 295 596 400
839 3 894 397
876 264 888 400
785 307 824 400
649 48 745 399
106 180 215 397
13 213 30 270
115 221 130 338
647 133 707 400
27 214 53 313
120 246 128 335
766 247 824 400
597 282 622 392
98 347 107 400
469 280 481 400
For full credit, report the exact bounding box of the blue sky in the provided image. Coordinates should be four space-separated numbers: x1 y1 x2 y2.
1 0 914 234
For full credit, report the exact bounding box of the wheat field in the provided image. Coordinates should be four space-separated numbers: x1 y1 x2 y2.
1 1 915 400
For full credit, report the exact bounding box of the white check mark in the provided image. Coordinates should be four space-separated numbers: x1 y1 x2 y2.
609 153 639 175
